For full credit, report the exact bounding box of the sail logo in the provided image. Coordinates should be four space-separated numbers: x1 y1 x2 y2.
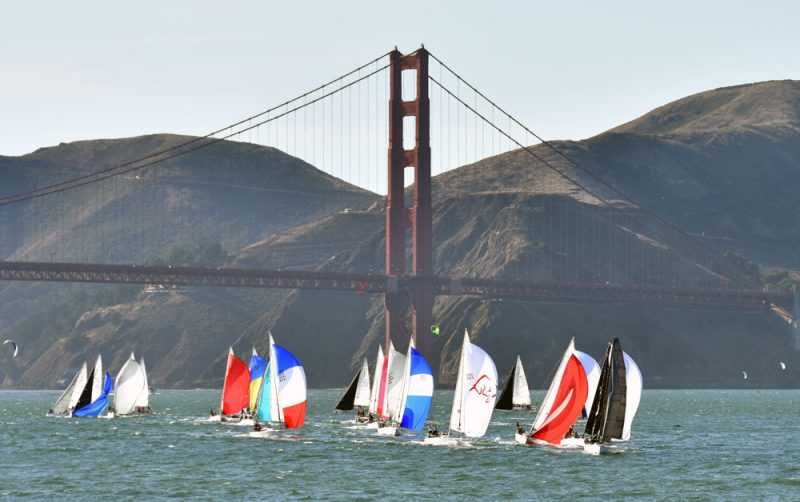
468 374 496 403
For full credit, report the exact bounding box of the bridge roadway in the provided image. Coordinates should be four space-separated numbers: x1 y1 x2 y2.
0 261 791 310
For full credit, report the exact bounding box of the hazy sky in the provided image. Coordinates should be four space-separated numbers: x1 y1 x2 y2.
2 0 798 157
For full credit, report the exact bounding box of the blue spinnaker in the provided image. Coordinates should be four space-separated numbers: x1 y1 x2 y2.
73 372 112 418
400 347 433 430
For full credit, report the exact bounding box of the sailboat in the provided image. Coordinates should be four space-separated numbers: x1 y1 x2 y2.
375 341 407 436
217 347 251 423
379 338 434 436
515 338 588 446
73 355 113 418
365 345 384 427
248 347 266 413
251 333 307 433
495 354 531 411
582 338 643 455
49 362 88 416
114 352 151 415
425 330 497 446
334 358 371 422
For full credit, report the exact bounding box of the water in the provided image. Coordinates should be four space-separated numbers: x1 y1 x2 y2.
1 389 797 500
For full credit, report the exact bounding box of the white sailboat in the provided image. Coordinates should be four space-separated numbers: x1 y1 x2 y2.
376 341 407 436
425 330 498 446
334 358 371 423
582 338 643 455
49 363 88 416
114 352 150 415
495 354 531 410
365 345 384 428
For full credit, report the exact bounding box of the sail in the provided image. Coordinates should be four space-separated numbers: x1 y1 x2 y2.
334 367 361 411
575 350 601 417
91 355 103 403
220 348 250 415
455 331 498 437
384 343 407 419
368 345 384 414
248 349 266 411
376 347 390 417
494 358 516 410
114 356 146 415
621 351 642 441
353 358 371 408
449 335 468 430
73 372 112 418
530 338 589 445
51 363 87 415
584 338 627 441
394 342 433 431
271 340 307 429
135 357 149 408
73 366 96 412
512 356 531 407
255 361 272 422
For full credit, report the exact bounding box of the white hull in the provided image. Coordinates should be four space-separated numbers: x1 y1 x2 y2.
377 426 399 436
514 434 552 447
423 435 469 447
365 421 379 429
248 428 278 438
514 433 528 444
559 437 586 448
584 442 613 455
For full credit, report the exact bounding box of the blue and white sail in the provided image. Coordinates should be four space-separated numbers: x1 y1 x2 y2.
393 339 434 431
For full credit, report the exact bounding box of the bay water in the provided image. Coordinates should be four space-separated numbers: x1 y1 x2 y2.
1 389 798 500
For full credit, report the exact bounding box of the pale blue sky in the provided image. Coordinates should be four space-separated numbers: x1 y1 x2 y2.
2 0 798 157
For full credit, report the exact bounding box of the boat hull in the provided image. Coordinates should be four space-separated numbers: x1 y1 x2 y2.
423 435 468 447
559 437 586 448
584 442 613 455
376 426 399 436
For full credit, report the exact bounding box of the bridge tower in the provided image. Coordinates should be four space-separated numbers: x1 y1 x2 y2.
385 48 433 360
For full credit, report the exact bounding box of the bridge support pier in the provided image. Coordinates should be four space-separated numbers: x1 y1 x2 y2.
385 48 433 360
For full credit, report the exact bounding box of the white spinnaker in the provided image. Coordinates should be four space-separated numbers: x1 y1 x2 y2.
384 344 407 418
135 358 149 408
353 358 371 408
622 352 643 441
115 357 146 415
459 335 498 438
574 350 601 416
392 341 414 424
51 363 87 414
449 334 469 432
91 355 103 403
532 338 575 431
512 355 531 407
368 345 384 414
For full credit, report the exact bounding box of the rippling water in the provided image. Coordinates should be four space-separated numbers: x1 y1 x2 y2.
1 389 798 500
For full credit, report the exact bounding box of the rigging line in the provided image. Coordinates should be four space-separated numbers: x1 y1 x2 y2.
428 51 754 288
429 75 756 289
0 63 390 207
0 51 393 207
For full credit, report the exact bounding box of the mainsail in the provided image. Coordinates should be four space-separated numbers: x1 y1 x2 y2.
368 345 384 415
393 340 433 431
383 342 406 419
495 355 530 410
335 358 370 411
584 338 627 442
90 355 104 403
449 331 498 438
528 338 589 445
114 354 147 415
51 363 87 415
220 348 250 416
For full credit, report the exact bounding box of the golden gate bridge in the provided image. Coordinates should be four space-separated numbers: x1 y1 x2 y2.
0 47 795 358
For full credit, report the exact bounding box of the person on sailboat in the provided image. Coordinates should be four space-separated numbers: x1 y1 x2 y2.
426 424 440 438
516 422 526 435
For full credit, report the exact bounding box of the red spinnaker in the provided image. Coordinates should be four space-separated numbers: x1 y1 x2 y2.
532 355 588 444
283 401 306 429
376 354 389 418
221 353 251 415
